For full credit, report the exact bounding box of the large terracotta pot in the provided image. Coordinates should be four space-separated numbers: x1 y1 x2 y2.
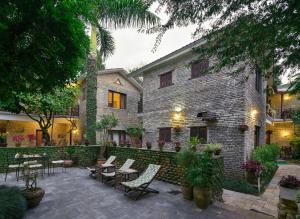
22 188 45 208
64 160 73 167
193 187 212 209
181 185 193 200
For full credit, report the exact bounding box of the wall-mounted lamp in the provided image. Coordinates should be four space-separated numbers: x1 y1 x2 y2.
173 112 181 121
174 106 182 112
282 131 289 138
251 109 258 117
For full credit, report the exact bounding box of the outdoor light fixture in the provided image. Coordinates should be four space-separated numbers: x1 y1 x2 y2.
174 106 182 112
282 131 289 138
251 109 258 116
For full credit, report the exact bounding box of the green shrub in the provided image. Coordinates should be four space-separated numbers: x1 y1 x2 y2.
186 153 214 188
223 177 257 195
290 136 300 158
0 186 27 219
251 144 279 163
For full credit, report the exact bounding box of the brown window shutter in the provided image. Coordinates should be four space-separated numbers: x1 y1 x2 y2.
160 71 172 88
191 59 209 78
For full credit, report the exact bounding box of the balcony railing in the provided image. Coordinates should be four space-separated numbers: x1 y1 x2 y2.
267 107 293 120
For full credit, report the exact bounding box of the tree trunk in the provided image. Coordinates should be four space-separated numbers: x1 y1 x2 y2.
42 128 50 146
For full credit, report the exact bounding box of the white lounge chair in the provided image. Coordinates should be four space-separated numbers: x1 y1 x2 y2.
121 164 161 200
101 159 137 186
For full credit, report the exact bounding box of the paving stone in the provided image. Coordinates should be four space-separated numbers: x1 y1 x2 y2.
1 167 273 219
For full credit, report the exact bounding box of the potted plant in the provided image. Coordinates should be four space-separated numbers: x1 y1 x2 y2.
84 139 90 146
188 137 200 152
21 164 45 208
242 160 264 184
119 140 125 147
13 135 24 147
64 147 75 167
239 124 249 132
174 141 181 152
187 153 213 209
146 141 152 149
112 141 117 147
126 140 131 148
204 143 223 155
158 140 165 151
176 148 197 200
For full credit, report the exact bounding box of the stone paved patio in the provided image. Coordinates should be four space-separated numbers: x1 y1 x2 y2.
223 164 300 217
1 168 273 219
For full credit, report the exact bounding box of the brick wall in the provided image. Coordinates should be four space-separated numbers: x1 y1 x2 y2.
141 55 266 177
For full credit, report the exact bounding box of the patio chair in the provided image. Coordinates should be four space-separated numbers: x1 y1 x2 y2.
88 155 116 177
23 160 43 176
4 153 23 182
121 164 161 200
101 159 136 187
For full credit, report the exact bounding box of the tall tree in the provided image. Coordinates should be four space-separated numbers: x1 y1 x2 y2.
0 0 158 103
85 0 159 144
151 0 300 89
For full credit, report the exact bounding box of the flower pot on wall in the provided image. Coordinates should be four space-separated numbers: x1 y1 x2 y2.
239 124 249 132
193 187 212 209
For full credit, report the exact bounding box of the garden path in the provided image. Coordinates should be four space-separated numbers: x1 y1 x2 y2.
223 164 300 217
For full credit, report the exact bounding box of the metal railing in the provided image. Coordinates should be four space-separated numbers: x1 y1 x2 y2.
267 107 293 119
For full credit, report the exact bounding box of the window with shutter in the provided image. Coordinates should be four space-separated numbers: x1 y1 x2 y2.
160 71 173 88
159 128 171 142
190 127 207 143
191 59 209 78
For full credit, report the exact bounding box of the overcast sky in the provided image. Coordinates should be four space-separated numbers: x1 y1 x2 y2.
105 5 290 83
105 4 197 71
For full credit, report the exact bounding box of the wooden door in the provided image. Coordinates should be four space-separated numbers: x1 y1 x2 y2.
36 130 43 146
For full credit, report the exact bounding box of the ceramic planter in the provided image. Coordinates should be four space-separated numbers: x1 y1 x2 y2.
22 187 45 208
193 187 212 209
181 184 193 200
64 160 73 167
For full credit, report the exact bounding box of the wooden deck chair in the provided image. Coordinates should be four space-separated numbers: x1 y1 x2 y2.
87 155 116 177
121 164 161 200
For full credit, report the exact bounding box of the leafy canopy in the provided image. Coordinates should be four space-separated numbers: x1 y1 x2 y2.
0 0 158 101
152 0 300 89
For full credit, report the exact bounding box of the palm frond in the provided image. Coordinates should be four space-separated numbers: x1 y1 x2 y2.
96 26 115 59
96 0 159 29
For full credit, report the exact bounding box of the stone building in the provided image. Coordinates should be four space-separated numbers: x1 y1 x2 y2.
130 39 266 176
266 84 300 147
79 68 142 145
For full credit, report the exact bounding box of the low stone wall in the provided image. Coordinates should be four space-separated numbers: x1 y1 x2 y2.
107 146 224 200
278 187 300 219
0 145 102 172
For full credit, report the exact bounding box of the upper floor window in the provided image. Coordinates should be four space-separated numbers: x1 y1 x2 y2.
159 127 171 142
108 90 126 109
160 71 173 88
255 66 262 92
190 126 207 143
191 59 209 79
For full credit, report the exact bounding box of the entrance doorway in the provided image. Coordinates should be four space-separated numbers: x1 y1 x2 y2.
36 130 43 146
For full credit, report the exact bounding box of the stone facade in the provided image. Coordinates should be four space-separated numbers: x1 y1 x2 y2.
80 69 141 144
139 53 266 177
